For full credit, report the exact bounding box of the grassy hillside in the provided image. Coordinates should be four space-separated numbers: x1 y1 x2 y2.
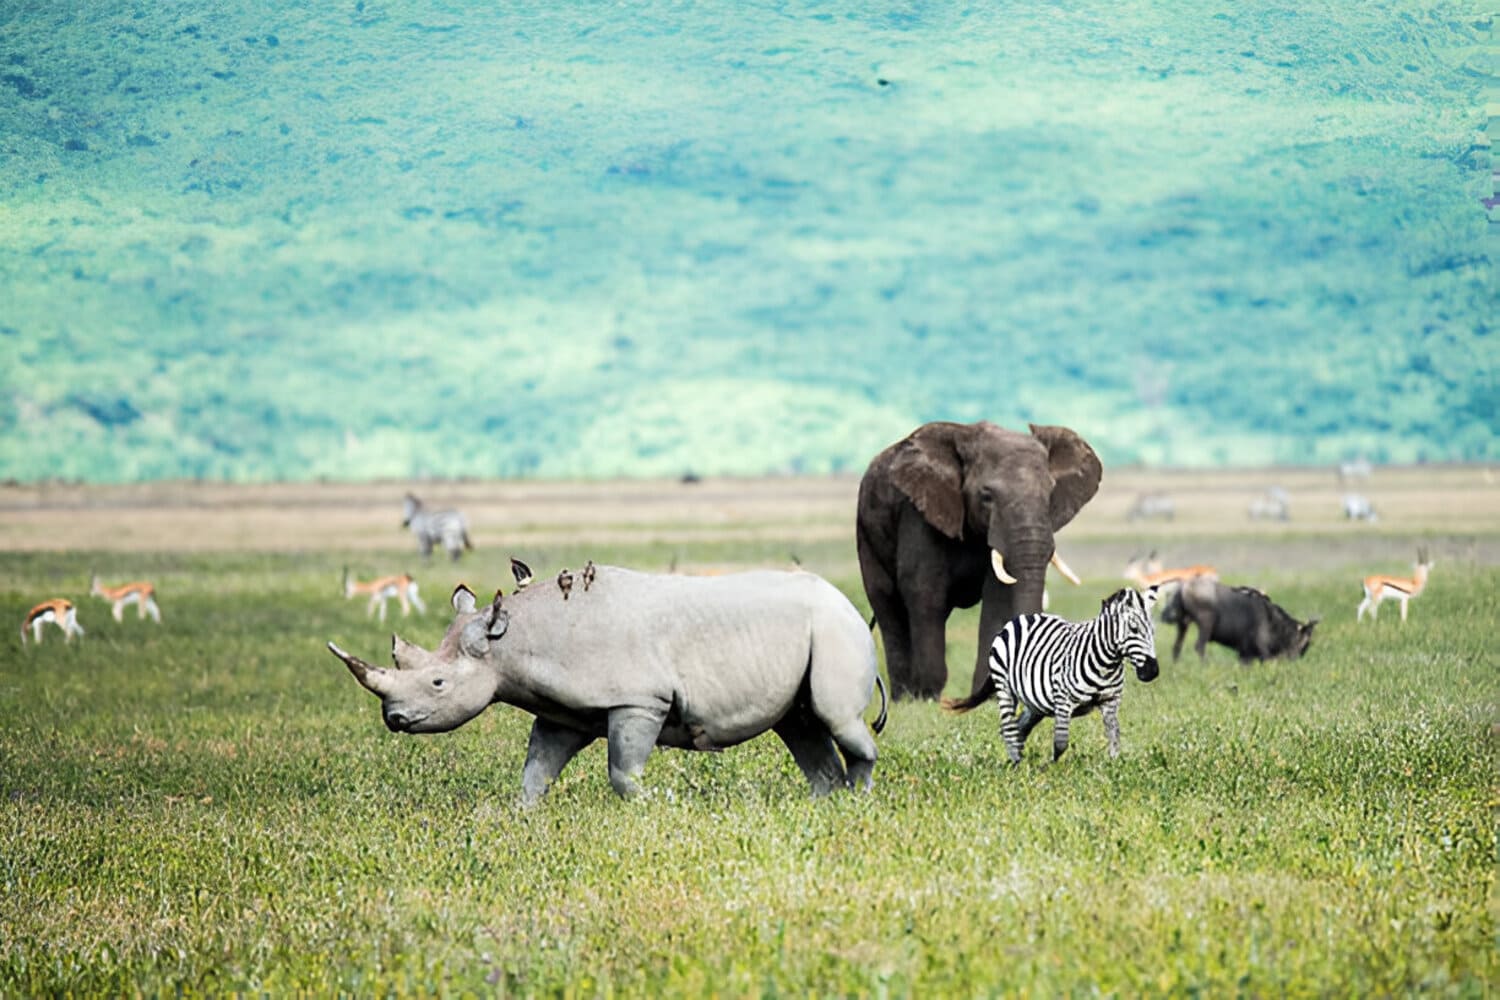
0 1 1494 481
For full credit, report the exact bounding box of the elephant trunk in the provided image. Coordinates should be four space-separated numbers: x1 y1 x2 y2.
991 522 1053 616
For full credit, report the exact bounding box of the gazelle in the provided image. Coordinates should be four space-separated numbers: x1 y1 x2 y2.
1357 549 1432 623
1123 551 1218 592
343 568 427 622
90 573 162 624
21 598 85 645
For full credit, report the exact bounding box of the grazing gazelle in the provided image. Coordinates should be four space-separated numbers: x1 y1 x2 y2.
1357 549 1432 623
90 573 162 624
343 568 427 622
21 598 85 645
1123 552 1218 592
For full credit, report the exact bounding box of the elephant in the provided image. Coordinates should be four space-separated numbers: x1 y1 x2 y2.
856 421 1102 699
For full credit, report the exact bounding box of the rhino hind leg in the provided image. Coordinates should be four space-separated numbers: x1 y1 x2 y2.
827 718 877 791
773 717 849 796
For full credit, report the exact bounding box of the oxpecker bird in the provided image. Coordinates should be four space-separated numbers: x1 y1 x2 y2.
557 568 573 601
582 560 596 592
510 557 533 591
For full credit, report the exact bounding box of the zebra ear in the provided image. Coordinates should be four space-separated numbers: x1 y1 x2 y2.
451 584 478 615
1142 584 1161 610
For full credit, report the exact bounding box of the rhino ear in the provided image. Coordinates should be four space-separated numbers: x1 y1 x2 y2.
451 584 477 614
484 591 509 640
1029 424 1102 530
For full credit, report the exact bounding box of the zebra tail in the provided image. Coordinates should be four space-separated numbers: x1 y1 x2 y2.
941 673 996 714
871 673 889 734
463 530 474 551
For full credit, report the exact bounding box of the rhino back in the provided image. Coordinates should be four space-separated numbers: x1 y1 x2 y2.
495 568 863 743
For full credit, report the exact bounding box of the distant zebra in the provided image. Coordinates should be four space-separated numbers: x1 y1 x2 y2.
944 586 1161 763
402 493 473 561
1341 493 1378 523
1126 491 1175 521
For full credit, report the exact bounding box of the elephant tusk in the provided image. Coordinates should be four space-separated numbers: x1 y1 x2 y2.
990 549 1018 585
1050 550 1082 586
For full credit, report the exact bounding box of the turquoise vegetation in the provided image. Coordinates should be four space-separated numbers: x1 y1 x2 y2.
0 2 1493 481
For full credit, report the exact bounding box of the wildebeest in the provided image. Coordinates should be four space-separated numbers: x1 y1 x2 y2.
1161 576 1318 663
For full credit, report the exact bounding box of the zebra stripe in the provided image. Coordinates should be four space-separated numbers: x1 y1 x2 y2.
402 494 473 561
948 586 1160 763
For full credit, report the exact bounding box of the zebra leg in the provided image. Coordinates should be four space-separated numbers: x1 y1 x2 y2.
996 684 1024 764
1101 696 1122 758
1051 696 1077 761
1014 704 1044 754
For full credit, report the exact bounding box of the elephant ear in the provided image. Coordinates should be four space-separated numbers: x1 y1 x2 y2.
1029 423 1102 530
887 425 965 540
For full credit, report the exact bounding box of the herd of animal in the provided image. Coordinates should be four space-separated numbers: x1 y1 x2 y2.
17 422 1440 805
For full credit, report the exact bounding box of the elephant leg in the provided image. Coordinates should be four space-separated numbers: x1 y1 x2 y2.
972 580 1018 697
773 717 848 796
870 592 917 699
906 597 951 700
520 718 596 805
605 705 668 799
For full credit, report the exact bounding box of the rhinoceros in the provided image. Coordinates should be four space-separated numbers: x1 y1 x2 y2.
327 565 887 802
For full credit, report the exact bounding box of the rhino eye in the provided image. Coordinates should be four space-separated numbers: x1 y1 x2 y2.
432 677 446 689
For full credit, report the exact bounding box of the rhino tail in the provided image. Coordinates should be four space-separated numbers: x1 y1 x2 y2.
871 673 889 735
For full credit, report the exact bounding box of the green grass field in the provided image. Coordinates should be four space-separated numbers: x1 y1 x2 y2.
1 519 1496 995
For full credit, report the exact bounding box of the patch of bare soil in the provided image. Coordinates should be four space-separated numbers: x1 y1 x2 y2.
0 467 1495 575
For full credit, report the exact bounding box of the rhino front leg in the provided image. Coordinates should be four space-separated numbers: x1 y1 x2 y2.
773 716 849 796
606 705 668 799
520 718 596 805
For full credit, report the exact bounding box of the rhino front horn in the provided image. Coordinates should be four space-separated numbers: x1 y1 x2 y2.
327 641 394 696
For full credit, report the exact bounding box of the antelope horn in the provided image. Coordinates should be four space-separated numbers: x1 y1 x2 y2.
1050 550 1082 586
327 641 394 695
990 549 1018 585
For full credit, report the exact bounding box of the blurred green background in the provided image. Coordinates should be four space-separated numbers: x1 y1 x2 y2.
1 1 1493 482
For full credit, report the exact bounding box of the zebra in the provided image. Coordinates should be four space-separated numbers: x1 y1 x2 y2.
401 493 473 561
944 586 1161 763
